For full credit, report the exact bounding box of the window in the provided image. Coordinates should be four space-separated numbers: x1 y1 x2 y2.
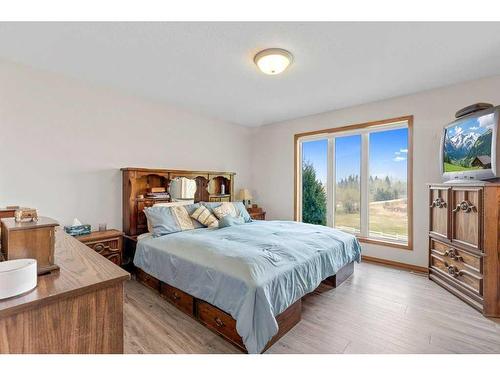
368 128 409 243
335 135 361 233
295 116 412 249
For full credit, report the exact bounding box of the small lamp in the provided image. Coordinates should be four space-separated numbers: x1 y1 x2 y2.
238 189 253 208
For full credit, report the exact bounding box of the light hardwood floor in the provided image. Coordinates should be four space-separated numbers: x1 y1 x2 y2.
124 262 500 354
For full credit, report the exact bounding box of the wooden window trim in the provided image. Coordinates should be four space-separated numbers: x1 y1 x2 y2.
294 115 413 251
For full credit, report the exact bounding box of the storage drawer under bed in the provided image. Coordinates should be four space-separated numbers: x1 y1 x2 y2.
196 300 244 349
160 283 194 316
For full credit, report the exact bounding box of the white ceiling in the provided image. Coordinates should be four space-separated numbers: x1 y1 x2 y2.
1 22 500 127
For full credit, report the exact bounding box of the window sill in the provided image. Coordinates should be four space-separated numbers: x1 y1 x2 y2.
356 236 412 251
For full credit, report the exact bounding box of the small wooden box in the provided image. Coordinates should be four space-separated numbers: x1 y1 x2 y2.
1 217 60 275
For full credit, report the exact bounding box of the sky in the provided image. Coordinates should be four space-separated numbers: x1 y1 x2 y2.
447 112 494 137
302 127 408 184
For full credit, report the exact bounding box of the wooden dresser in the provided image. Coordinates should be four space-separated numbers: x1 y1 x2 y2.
428 183 500 317
0 229 130 353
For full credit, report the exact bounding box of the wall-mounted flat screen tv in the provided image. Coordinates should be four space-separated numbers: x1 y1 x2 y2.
441 106 500 181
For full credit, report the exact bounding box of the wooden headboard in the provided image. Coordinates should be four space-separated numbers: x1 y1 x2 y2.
121 167 236 237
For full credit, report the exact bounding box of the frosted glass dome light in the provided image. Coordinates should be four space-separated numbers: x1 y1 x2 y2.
254 48 293 75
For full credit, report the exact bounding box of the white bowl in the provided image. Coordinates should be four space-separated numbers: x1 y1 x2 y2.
0 259 37 299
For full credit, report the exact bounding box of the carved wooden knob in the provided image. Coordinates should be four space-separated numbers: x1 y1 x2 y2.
452 200 475 213
94 243 105 253
430 197 446 208
447 265 459 277
214 317 225 327
446 249 462 262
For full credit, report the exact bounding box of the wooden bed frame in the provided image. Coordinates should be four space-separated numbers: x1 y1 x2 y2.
134 261 354 353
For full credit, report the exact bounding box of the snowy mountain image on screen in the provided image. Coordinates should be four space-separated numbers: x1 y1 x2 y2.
443 114 494 172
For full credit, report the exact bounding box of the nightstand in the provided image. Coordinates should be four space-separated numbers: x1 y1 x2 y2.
248 207 266 220
76 229 123 266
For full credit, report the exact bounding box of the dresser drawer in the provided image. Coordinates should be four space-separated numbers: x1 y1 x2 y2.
87 238 122 265
429 186 450 240
429 270 483 312
430 240 483 295
160 284 194 316
429 239 482 274
450 187 482 251
77 230 124 266
196 301 244 349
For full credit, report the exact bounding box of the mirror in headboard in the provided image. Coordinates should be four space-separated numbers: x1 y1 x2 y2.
169 177 197 201
168 172 210 202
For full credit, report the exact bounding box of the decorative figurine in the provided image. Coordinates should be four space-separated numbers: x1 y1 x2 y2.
14 208 38 222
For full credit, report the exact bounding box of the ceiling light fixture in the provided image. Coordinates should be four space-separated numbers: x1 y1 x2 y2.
254 48 293 75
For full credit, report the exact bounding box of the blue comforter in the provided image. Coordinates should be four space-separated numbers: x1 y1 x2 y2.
134 220 361 353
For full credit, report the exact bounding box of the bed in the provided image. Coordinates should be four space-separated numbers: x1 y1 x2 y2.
133 219 361 353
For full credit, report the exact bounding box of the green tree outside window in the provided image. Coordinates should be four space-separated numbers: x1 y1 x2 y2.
301 161 327 225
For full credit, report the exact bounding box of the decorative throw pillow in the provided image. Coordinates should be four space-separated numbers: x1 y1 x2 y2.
144 203 203 237
212 202 237 220
218 215 245 228
191 205 219 228
202 201 252 223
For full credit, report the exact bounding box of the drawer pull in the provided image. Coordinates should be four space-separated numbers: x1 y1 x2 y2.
172 292 180 301
432 248 463 262
94 243 105 253
444 262 482 280
430 197 447 208
452 200 476 213
214 317 225 328
447 249 463 262
446 264 459 278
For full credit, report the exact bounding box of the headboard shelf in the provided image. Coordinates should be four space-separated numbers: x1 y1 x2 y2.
122 167 236 236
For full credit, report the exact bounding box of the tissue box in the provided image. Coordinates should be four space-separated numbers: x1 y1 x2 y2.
64 224 91 236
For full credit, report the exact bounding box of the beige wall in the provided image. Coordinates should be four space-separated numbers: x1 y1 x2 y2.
250 75 500 267
0 60 252 230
